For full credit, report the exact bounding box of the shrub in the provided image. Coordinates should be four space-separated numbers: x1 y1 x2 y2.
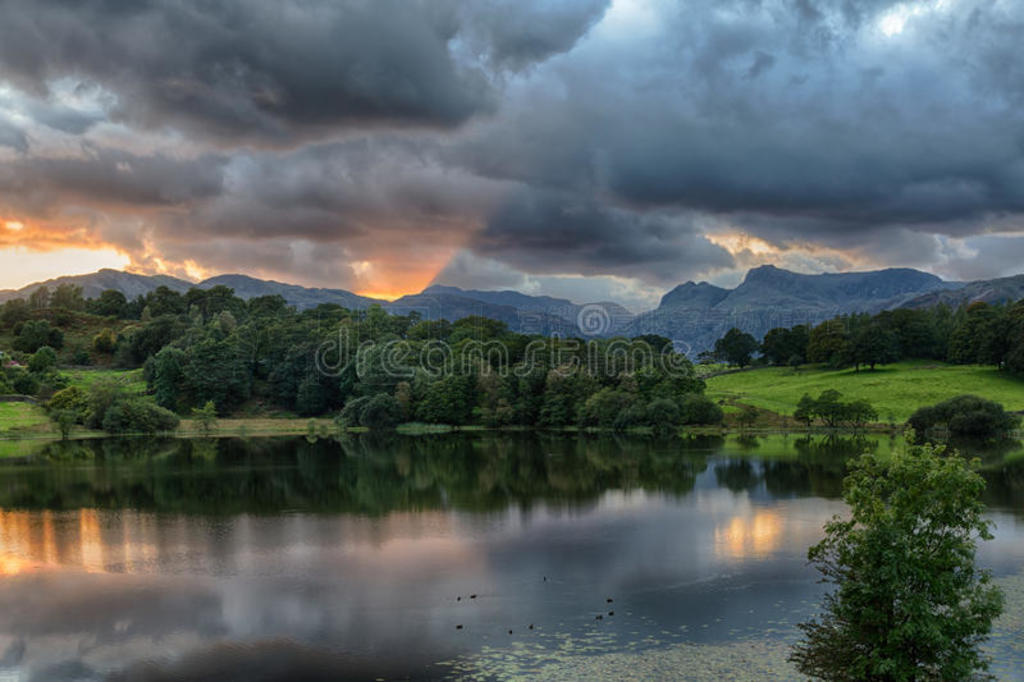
11 370 39 396
102 397 180 434
93 328 118 354
679 394 724 425
13 320 63 353
908 395 1019 439
28 346 57 374
360 393 404 429
47 386 90 423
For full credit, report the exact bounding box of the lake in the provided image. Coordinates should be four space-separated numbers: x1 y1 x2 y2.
0 433 1023 680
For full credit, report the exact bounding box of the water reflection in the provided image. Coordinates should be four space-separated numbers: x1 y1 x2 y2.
0 433 1021 680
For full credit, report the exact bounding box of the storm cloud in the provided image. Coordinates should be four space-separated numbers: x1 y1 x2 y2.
1 0 1024 296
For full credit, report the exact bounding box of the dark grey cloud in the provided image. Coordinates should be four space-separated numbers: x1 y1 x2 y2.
0 146 226 215
0 118 28 153
471 189 734 282
458 0 611 70
3 0 1024 293
453 0 1024 243
0 0 492 142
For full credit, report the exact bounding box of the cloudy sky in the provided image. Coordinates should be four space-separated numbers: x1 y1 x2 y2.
0 0 1023 309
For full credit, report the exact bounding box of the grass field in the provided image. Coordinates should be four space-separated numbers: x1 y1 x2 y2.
707 361 1024 423
64 368 147 394
0 402 52 435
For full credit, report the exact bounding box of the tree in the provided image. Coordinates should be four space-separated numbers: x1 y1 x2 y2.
908 395 1020 440
88 289 129 318
51 283 85 311
678 394 723 425
807 319 850 367
53 410 78 440
814 389 847 428
360 393 403 429
714 328 759 368
13 320 64 353
794 393 816 428
28 346 57 374
151 346 187 410
844 399 878 429
191 400 219 436
736 405 759 429
850 323 899 371
791 443 1003 680
93 328 118 354
761 325 809 366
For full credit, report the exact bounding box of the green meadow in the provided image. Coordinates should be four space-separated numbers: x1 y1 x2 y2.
706 360 1024 423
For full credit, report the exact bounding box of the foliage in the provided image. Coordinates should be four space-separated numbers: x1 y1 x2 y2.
678 394 724 425
791 443 1003 680
93 328 118 354
191 400 219 436
713 327 759 367
789 389 878 429
102 397 181 434
13 320 64 353
908 394 1020 440
46 386 90 424
28 346 58 374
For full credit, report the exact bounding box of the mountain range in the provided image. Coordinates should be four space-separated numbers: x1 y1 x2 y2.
2 265 1022 355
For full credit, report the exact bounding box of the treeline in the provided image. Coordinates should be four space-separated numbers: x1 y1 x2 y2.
707 299 1024 373
2 284 721 430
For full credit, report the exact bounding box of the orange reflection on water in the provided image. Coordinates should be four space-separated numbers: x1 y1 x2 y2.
714 510 783 560
0 509 161 575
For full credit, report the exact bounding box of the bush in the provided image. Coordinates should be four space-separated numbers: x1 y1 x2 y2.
360 393 404 429
13 320 63 353
93 328 118 354
101 397 181 434
646 398 681 431
47 386 90 423
908 395 1019 439
11 370 39 396
679 394 724 425
28 346 57 374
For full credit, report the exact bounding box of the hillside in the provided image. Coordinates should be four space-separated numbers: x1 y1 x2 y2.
706 361 1024 422
903 273 1024 309
625 266 962 354
9 264 1024 355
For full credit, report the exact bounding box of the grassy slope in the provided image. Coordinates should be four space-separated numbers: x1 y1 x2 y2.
707 360 1024 422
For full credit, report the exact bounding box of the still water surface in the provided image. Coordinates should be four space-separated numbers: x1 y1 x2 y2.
0 433 1023 680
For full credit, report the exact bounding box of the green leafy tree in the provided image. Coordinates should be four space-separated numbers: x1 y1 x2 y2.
360 393 404 429
87 289 129 318
713 328 759 368
794 393 817 427
93 328 118 354
191 400 219 436
51 283 85 311
850 323 900 371
908 395 1020 440
14 320 64 353
151 346 187 410
28 346 58 374
807 319 850 367
791 444 1003 680
814 389 847 428
678 394 723 425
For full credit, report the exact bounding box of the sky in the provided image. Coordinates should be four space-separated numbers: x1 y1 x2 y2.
1 0 1023 310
